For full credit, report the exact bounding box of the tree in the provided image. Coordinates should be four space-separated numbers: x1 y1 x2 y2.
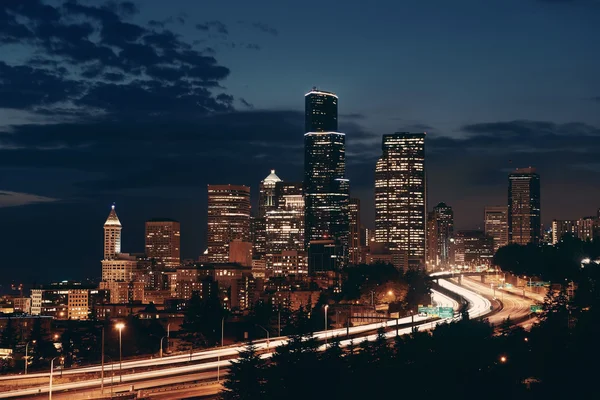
0 318 16 349
221 342 265 400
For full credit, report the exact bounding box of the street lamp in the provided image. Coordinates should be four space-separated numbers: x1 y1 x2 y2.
221 317 225 348
256 324 269 348
499 355 507 363
166 323 171 354
160 336 167 358
49 356 64 400
24 340 36 375
115 322 125 383
324 305 329 344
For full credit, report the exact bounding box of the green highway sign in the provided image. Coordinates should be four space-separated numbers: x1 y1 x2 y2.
527 281 550 287
438 307 454 318
505 283 513 288
418 306 438 316
530 305 543 313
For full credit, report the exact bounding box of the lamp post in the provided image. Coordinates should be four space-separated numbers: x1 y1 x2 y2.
160 336 167 358
278 309 281 337
221 317 225 348
115 322 125 383
166 323 170 354
256 325 269 348
324 305 329 344
49 356 63 400
24 340 36 375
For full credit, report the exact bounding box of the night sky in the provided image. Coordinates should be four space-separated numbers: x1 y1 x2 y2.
1 0 599 285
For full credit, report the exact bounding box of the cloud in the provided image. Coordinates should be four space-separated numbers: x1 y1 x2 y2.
591 96 600 102
196 21 228 35
0 0 233 118
0 191 58 208
240 98 254 109
250 22 278 36
246 43 261 50
340 113 365 120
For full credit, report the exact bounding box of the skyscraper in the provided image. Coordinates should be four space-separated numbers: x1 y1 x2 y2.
259 170 282 217
253 170 283 261
375 133 426 267
207 185 251 263
145 219 181 268
104 204 122 260
265 182 305 275
508 167 541 245
304 88 349 263
484 206 509 252
101 205 136 284
348 198 362 265
426 202 453 269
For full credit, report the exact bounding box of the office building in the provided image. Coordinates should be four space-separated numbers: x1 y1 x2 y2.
508 167 541 245
259 170 282 216
484 206 509 252
104 204 122 260
229 239 253 267
308 239 344 274
145 219 181 268
207 185 251 263
552 220 576 244
451 230 494 266
348 198 362 265
426 202 453 269
375 132 426 267
253 170 283 261
304 88 349 262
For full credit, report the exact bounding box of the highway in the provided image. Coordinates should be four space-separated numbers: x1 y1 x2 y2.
0 279 490 398
0 289 457 382
459 276 537 330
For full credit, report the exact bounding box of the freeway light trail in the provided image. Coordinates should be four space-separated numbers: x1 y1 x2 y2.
0 279 489 398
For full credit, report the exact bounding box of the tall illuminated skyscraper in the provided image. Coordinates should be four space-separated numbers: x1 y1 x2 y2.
145 219 181 268
104 204 122 260
426 202 453 268
348 198 362 265
375 133 426 267
259 170 282 217
207 185 251 263
484 206 509 252
508 167 541 245
253 170 283 261
304 88 349 263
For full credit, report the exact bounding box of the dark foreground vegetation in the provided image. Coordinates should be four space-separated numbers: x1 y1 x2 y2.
222 266 600 400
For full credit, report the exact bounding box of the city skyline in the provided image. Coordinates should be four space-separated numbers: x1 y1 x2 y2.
1 0 600 283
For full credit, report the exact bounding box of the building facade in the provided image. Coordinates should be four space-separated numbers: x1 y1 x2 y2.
451 230 494 266
207 185 251 263
426 202 454 269
375 132 426 267
145 219 181 268
348 198 362 265
104 204 121 260
304 88 349 263
484 206 509 252
508 167 541 245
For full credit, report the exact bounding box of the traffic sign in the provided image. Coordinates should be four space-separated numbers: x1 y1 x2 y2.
438 307 454 318
418 306 438 316
527 281 550 287
530 305 543 313
505 283 513 288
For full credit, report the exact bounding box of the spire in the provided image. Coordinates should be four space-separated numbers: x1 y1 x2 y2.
263 169 282 183
104 203 122 227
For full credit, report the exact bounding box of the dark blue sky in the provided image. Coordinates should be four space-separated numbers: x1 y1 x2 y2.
1 0 599 285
